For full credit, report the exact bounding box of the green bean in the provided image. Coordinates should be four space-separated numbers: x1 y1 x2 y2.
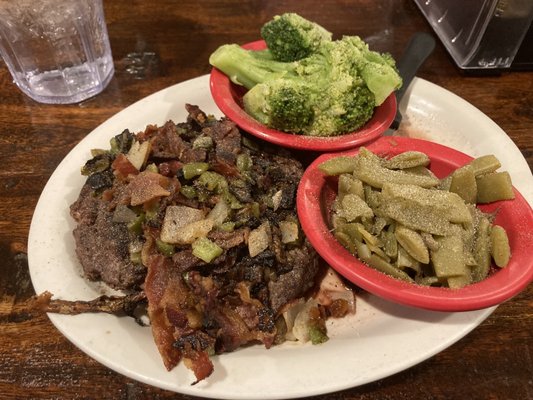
354 154 440 189
447 273 471 289
476 172 515 203
340 194 374 221
378 199 453 235
354 240 371 261
415 276 440 286
420 232 439 252
334 231 357 254
395 225 430 264
338 174 364 200
431 235 467 278
355 222 381 246
372 216 388 235
318 156 359 175
437 175 452 191
337 222 363 243
468 155 501 176
472 216 491 282
382 183 472 224
365 254 414 282
367 243 390 262
396 247 420 272
490 225 510 267
382 151 430 169
383 224 398 258
364 184 382 209
449 165 477 204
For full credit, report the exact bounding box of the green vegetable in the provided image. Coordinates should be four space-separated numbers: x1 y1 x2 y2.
318 156 359 175
192 237 223 263
180 185 197 199
198 171 227 192
182 162 209 180
260 13 332 62
209 14 402 136
110 129 134 154
468 155 501 176
366 254 414 282
431 234 466 278
192 135 213 150
394 225 429 264
490 225 510 268
382 151 430 170
81 153 112 176
127 213 145 235
339 194 374 221
472 216 492 282
156 239 175 257
236 153 253 172
449 165 477 204
308 323 329 345
476 171 515 203
325 149 514 288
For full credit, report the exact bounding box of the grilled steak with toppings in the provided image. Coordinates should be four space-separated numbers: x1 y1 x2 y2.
69 105 353 383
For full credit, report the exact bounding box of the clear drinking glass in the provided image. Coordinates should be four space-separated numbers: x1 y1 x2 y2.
0 0 114 104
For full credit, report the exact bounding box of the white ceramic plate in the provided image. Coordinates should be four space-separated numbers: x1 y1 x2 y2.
28 75 533 399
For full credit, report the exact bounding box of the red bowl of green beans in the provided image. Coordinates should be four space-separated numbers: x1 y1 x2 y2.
297 136 533 311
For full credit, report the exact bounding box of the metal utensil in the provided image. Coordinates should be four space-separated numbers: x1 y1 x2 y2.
386 32 436 134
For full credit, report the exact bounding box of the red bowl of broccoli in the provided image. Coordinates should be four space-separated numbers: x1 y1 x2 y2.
208 14 399 151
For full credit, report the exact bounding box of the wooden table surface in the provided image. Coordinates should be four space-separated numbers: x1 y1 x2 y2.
1 1 532 399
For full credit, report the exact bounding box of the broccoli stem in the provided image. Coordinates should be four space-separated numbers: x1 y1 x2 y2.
209 44 295 89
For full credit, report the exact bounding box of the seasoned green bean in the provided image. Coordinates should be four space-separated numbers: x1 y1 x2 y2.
468 154 501 176
366 254 414 282
339 194 374 221
378 199 453 235
491 225 511 268
382 151 430 169
431 235 467 279
472 217 491 282
338 174 364 200
449 164 477 204
395 225 430 264
354 154 440 189
382 182 472 224
321 148 515 288
476 171 515 203
319 156 359 175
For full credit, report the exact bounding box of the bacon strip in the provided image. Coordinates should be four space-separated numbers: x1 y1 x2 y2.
144 255 214 381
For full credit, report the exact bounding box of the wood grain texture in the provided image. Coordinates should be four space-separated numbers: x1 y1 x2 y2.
0 1 531 399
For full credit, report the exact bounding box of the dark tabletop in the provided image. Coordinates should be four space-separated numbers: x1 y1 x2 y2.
1 1 532 399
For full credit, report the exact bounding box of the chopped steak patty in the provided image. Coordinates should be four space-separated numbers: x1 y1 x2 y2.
70 185 146 290
68 104 350 383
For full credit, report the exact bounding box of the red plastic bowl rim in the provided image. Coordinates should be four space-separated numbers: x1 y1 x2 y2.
297 136 533 312
209 40 397 151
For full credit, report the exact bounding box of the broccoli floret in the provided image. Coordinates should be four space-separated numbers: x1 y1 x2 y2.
340 36 402 106
260 13 332 62
243 79 315 133
209 17 402 137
